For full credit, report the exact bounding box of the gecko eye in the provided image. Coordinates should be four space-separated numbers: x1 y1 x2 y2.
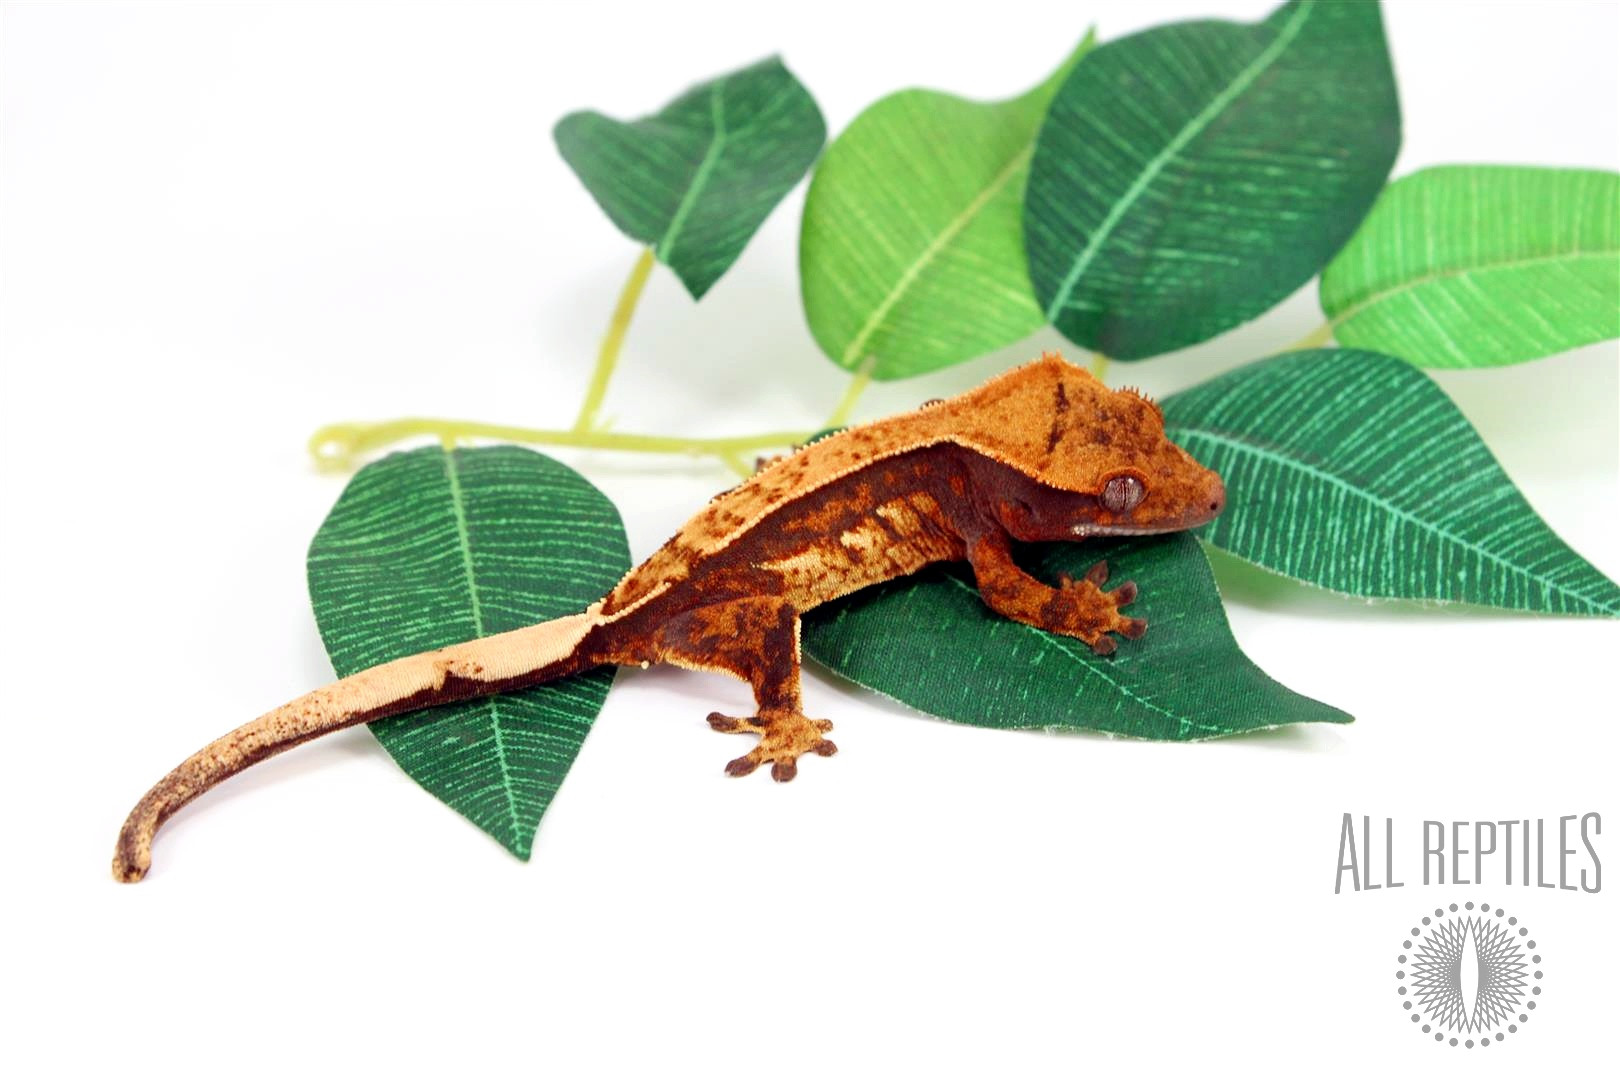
1101 475 1145 513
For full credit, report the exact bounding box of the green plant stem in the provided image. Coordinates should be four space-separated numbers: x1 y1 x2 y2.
310 417 815 474
572 247 657 433
308 243 819 474
1090 353 1111 383
1283 322 1335 352
824 353 878 428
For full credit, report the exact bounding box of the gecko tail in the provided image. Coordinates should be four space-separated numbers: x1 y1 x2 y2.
112 608 605 883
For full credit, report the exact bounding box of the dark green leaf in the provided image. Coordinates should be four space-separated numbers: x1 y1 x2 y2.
555 56 826 299
799 33 1094 380
1321 165 1620 367
1163 349 1620 614
802 534 1348 739
1024 0 1399 359
307 446 631 857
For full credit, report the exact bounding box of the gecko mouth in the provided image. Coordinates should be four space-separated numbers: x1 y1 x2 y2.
1068 523 1178 538
1068 506 1222 538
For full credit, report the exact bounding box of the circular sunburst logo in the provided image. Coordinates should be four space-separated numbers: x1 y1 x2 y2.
1396 902 1544 1048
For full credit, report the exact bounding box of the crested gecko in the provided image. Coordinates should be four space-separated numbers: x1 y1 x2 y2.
113 352 1225 882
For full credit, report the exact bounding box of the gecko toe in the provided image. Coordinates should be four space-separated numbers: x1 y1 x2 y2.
725 754 760 778
1110 580 1138 606
709 712 766 735
812 738 838 757
771 759 799 782
1089 635 1117 657
1083 559 1110 586
1119 617 1147 640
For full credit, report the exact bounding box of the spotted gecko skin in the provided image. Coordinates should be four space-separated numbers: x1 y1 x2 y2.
113 352 1225 882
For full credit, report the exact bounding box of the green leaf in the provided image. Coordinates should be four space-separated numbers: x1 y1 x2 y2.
1320 166 1620 368
802 534 1348 739
307 446 632 857
555 56 825 299
1024 0 1399 360
799 33 1095 380
1162 349 1620 614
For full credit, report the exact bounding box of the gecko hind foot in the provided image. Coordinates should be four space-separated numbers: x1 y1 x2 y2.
707 711 836 782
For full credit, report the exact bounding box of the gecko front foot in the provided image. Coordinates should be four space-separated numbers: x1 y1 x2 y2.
707 710 837 782
1053 559 1146 656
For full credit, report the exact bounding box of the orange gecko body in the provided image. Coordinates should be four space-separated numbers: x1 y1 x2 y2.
113 353 1225 882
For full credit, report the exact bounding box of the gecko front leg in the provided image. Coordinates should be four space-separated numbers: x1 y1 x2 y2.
967 531 1145 655
653 597 836 781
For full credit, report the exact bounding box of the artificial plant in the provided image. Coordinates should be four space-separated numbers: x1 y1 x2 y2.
303 0 1619 857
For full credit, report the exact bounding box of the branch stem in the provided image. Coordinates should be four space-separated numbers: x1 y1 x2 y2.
1283 322 1335 352
309 417 814 473
718 451 755 478
823 353 878 428
572 247 657 433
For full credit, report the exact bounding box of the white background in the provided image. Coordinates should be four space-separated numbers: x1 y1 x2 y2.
2 1 1616 1075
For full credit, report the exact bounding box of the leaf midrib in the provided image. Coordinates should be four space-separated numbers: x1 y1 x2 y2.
1043 0 1317 319
657 82 728 267
1329 249 1620 329
1170 425 1618 612
440 449 524 844
839 142 1036 368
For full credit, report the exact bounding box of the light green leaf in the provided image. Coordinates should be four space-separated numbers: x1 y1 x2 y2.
799 33 1094 380
802 534 1348 739
1162 349 1620 614
1320 166 1620 368
307 446 631 857
1024 0 1399 360
555 56 825 299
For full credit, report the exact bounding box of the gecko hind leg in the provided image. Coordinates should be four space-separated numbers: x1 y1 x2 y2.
653 597 836 782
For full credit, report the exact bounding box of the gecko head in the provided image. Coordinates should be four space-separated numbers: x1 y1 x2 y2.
966 354 1225 542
